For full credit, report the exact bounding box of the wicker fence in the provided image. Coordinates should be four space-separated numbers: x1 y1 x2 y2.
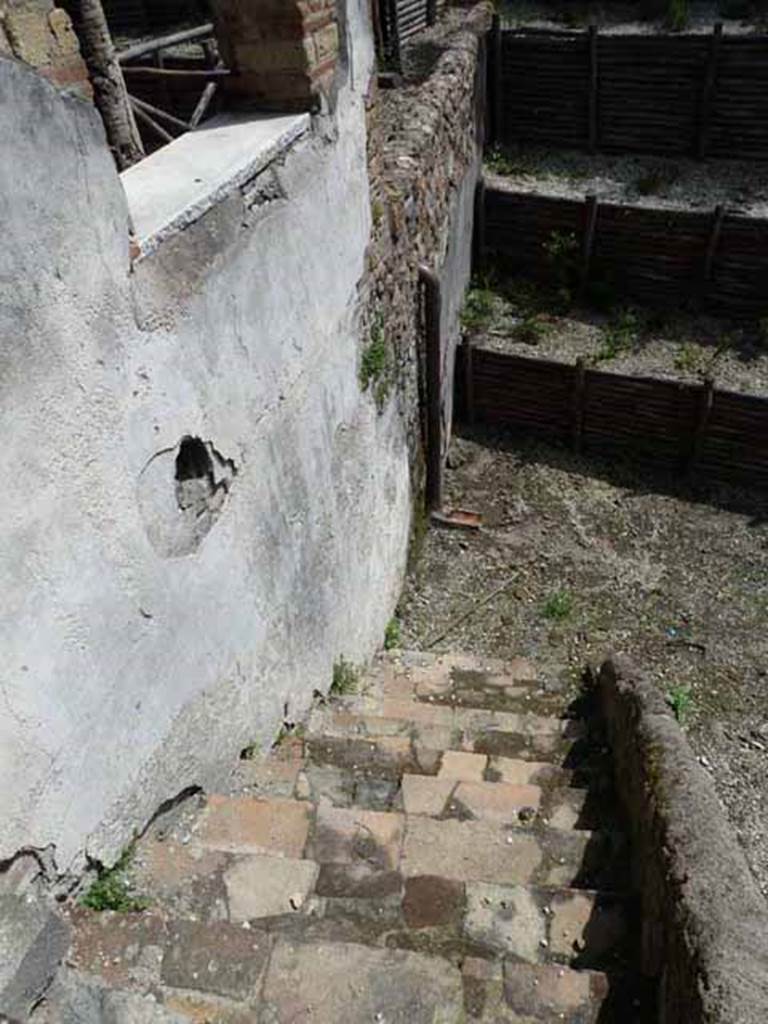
481 186 768 319
455 346 768 488
377 0 439 68
489 21 768 159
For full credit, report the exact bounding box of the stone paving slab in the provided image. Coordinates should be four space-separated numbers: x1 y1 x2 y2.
401 818 543 885
260 939 465 1023
464 883 626 967
223 855 319 921
309 804 405 870
194 796 311 858
65 908 168 989
452 780 543 822
161 919 272 1001
502 961 610 1022
488 756 572 787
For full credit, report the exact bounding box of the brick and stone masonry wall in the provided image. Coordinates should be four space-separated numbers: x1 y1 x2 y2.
213 0 341 112
0 0 90 98
359 1 492 496
599 656 768 1024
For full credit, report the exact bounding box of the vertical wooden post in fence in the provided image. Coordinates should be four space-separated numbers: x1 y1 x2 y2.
473 178 486 272
580 194 598 294
688 377 714 476
703 203 725 284
490 14 502 147
463 336 475 426
587 25 599 154
572 357 586 453
698 22 722 160
419 265 443 511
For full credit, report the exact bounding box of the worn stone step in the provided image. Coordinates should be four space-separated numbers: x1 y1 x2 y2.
464 883 628 969
230 753 614 830
401 816 627 891
463 957 615 1023
64 910 466 1022
303 730 587 782
399 774 611 831
309 705 585 761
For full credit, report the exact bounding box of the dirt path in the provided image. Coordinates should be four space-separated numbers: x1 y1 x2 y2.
399 426 768 896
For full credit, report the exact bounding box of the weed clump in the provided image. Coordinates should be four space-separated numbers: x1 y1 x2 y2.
80 847 147 913
667 683 693 723
384 618 401 650
360 315 392 408
331 657 359 696
461 284 496 331
595 309 640 362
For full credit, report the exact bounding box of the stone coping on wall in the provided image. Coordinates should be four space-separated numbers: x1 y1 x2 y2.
121 111 310 258
598 656 768 1024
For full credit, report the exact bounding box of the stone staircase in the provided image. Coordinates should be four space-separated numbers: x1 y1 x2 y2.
50 651 652 1023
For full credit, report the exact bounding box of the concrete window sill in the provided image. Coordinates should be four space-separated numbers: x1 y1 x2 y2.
121 112 311 259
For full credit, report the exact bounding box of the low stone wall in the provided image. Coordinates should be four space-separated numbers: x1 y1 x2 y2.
362 1 492 488
598 657 768 1024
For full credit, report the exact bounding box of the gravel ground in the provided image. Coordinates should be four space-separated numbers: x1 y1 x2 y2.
398 428 768 895
500 0 768 33
467 275 768 396
485 150 768 218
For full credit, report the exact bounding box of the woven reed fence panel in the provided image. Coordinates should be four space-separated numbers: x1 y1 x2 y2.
483 187 768 319
495 27 768 159
456 347 768 488
378 0 437 66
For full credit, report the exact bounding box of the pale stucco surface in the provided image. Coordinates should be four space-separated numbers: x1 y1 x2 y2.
0 0 477 875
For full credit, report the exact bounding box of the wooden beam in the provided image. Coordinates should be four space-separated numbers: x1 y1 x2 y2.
129 95 191 133
703 204 725 283
588 25 598 154
572 357 586 453
688 377 714 476
698 22 723 160
117 23 214 64
491 14 502 147
580 193 599 293
130 100 174 144
419 265 444 512
122 65 230 79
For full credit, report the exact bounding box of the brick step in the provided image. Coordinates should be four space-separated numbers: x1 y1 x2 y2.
130 795 627 929
302 727 590 778
62 912 466 1022
399 774 615 832
464 883 629 970
234 751 592 807
307 705 584 761
463 958 636 1023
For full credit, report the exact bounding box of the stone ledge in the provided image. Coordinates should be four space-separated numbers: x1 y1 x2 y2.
599 655 768 1024
121 111 310 258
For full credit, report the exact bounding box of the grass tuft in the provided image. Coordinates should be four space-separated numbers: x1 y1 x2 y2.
542 590 574 621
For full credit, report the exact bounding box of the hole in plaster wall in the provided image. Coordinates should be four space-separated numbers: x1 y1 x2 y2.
138 436 237 558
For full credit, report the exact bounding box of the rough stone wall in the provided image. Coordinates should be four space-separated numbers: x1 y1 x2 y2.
360 2 492 494
599 657 768 1024
0 0 90 97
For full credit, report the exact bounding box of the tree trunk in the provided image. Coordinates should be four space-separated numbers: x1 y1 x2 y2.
67 0 144 169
